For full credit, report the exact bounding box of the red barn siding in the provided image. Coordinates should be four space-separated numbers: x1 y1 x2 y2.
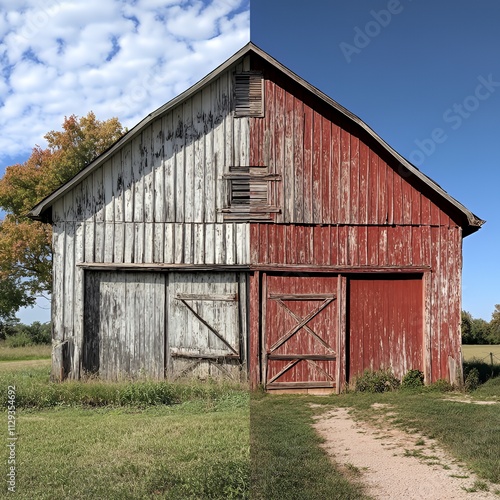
263 274 338 390
250 224 462 383
348 275 423 381
250 67 458 230
246 60 466 388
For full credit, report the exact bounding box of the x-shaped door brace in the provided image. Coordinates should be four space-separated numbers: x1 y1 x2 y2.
175 294 239 358
268 294 337 354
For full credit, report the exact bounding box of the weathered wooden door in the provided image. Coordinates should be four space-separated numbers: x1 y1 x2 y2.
83 271 166 380
348 275 423 381
167 272 247 380
263 274 338 391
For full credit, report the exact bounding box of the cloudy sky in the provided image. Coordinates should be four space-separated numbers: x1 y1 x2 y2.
0 0 249 323
0 0 249 162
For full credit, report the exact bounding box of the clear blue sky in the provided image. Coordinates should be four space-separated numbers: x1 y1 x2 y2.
1 1 498 322
252 0 500 321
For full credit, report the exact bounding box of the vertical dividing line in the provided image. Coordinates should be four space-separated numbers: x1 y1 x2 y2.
164 272 169 379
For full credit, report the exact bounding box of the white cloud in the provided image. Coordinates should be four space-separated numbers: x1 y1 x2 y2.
0 0 250 161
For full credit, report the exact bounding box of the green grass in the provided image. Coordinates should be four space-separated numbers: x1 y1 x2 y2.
0 364 248 409
7 401 249 499
250 394 368 500
1 362 250 499
462 345 500 362
0 343 51 362
4 354 499 497
473 376 500 400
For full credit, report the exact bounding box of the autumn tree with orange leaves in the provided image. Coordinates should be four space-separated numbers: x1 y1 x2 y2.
0 112 123 323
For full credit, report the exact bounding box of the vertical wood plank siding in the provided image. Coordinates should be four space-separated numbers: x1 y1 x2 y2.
50 64 251 379
83 271 166 379
249 65 464 383
348 275 423 381
52 66 251 263
251 225 462 382
49 52 467 387
251 68 457 228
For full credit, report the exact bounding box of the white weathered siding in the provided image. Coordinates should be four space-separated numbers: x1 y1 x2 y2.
167 272 248 381
80 271 247 381
50 61 251 379
83 271 166 380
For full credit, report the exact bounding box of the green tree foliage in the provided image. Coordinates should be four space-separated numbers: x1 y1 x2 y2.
488 304 500 344
461 311 474 344
5 321 51 346
461 308 499 345
0 277 33 338
0 112 123 319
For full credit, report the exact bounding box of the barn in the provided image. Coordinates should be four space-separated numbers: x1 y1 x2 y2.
30 42 484 392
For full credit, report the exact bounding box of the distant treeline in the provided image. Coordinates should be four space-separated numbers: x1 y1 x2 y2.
0 321 51 347
462 306 500 345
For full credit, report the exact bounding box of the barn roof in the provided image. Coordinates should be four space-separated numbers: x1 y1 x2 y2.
29 42 484 235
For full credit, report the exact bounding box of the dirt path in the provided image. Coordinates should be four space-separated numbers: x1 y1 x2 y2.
313 405 498 500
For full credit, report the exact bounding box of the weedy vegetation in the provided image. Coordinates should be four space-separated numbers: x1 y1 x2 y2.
0 342 51 362
2 346 499 498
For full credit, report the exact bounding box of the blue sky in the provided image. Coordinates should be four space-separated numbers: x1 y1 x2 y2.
1 0 498 323
252 0 500 321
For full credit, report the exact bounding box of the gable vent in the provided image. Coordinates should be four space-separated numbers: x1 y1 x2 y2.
234 72 264 117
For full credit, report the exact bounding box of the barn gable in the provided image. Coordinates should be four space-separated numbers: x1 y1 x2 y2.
30 43 483 390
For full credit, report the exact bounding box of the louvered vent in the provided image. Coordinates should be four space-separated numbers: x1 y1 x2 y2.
223 166 281 221
234 72 264 117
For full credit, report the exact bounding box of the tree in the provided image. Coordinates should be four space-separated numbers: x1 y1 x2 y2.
471 318 490 345
488 304 500 344
0 112 124 317
461 310 491 344
0 276 31 338
461 310 474 344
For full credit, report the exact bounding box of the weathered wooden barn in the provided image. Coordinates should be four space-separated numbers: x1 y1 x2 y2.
30 43 484 392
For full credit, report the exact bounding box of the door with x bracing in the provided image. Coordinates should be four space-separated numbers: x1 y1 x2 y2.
263 274 338 390
167 272 247 381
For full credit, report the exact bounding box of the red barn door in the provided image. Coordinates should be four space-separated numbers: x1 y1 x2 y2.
263 274 339 391
348 275 424 382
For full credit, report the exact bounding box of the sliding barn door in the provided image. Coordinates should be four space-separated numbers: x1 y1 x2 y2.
263 274 338 391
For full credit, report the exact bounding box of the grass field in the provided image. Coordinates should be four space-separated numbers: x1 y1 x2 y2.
11 402 249 499
462 344 500 362
1 362 250 499
333 384 500 484
251 395 368 500
1 348 499 498
0 343 51 362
